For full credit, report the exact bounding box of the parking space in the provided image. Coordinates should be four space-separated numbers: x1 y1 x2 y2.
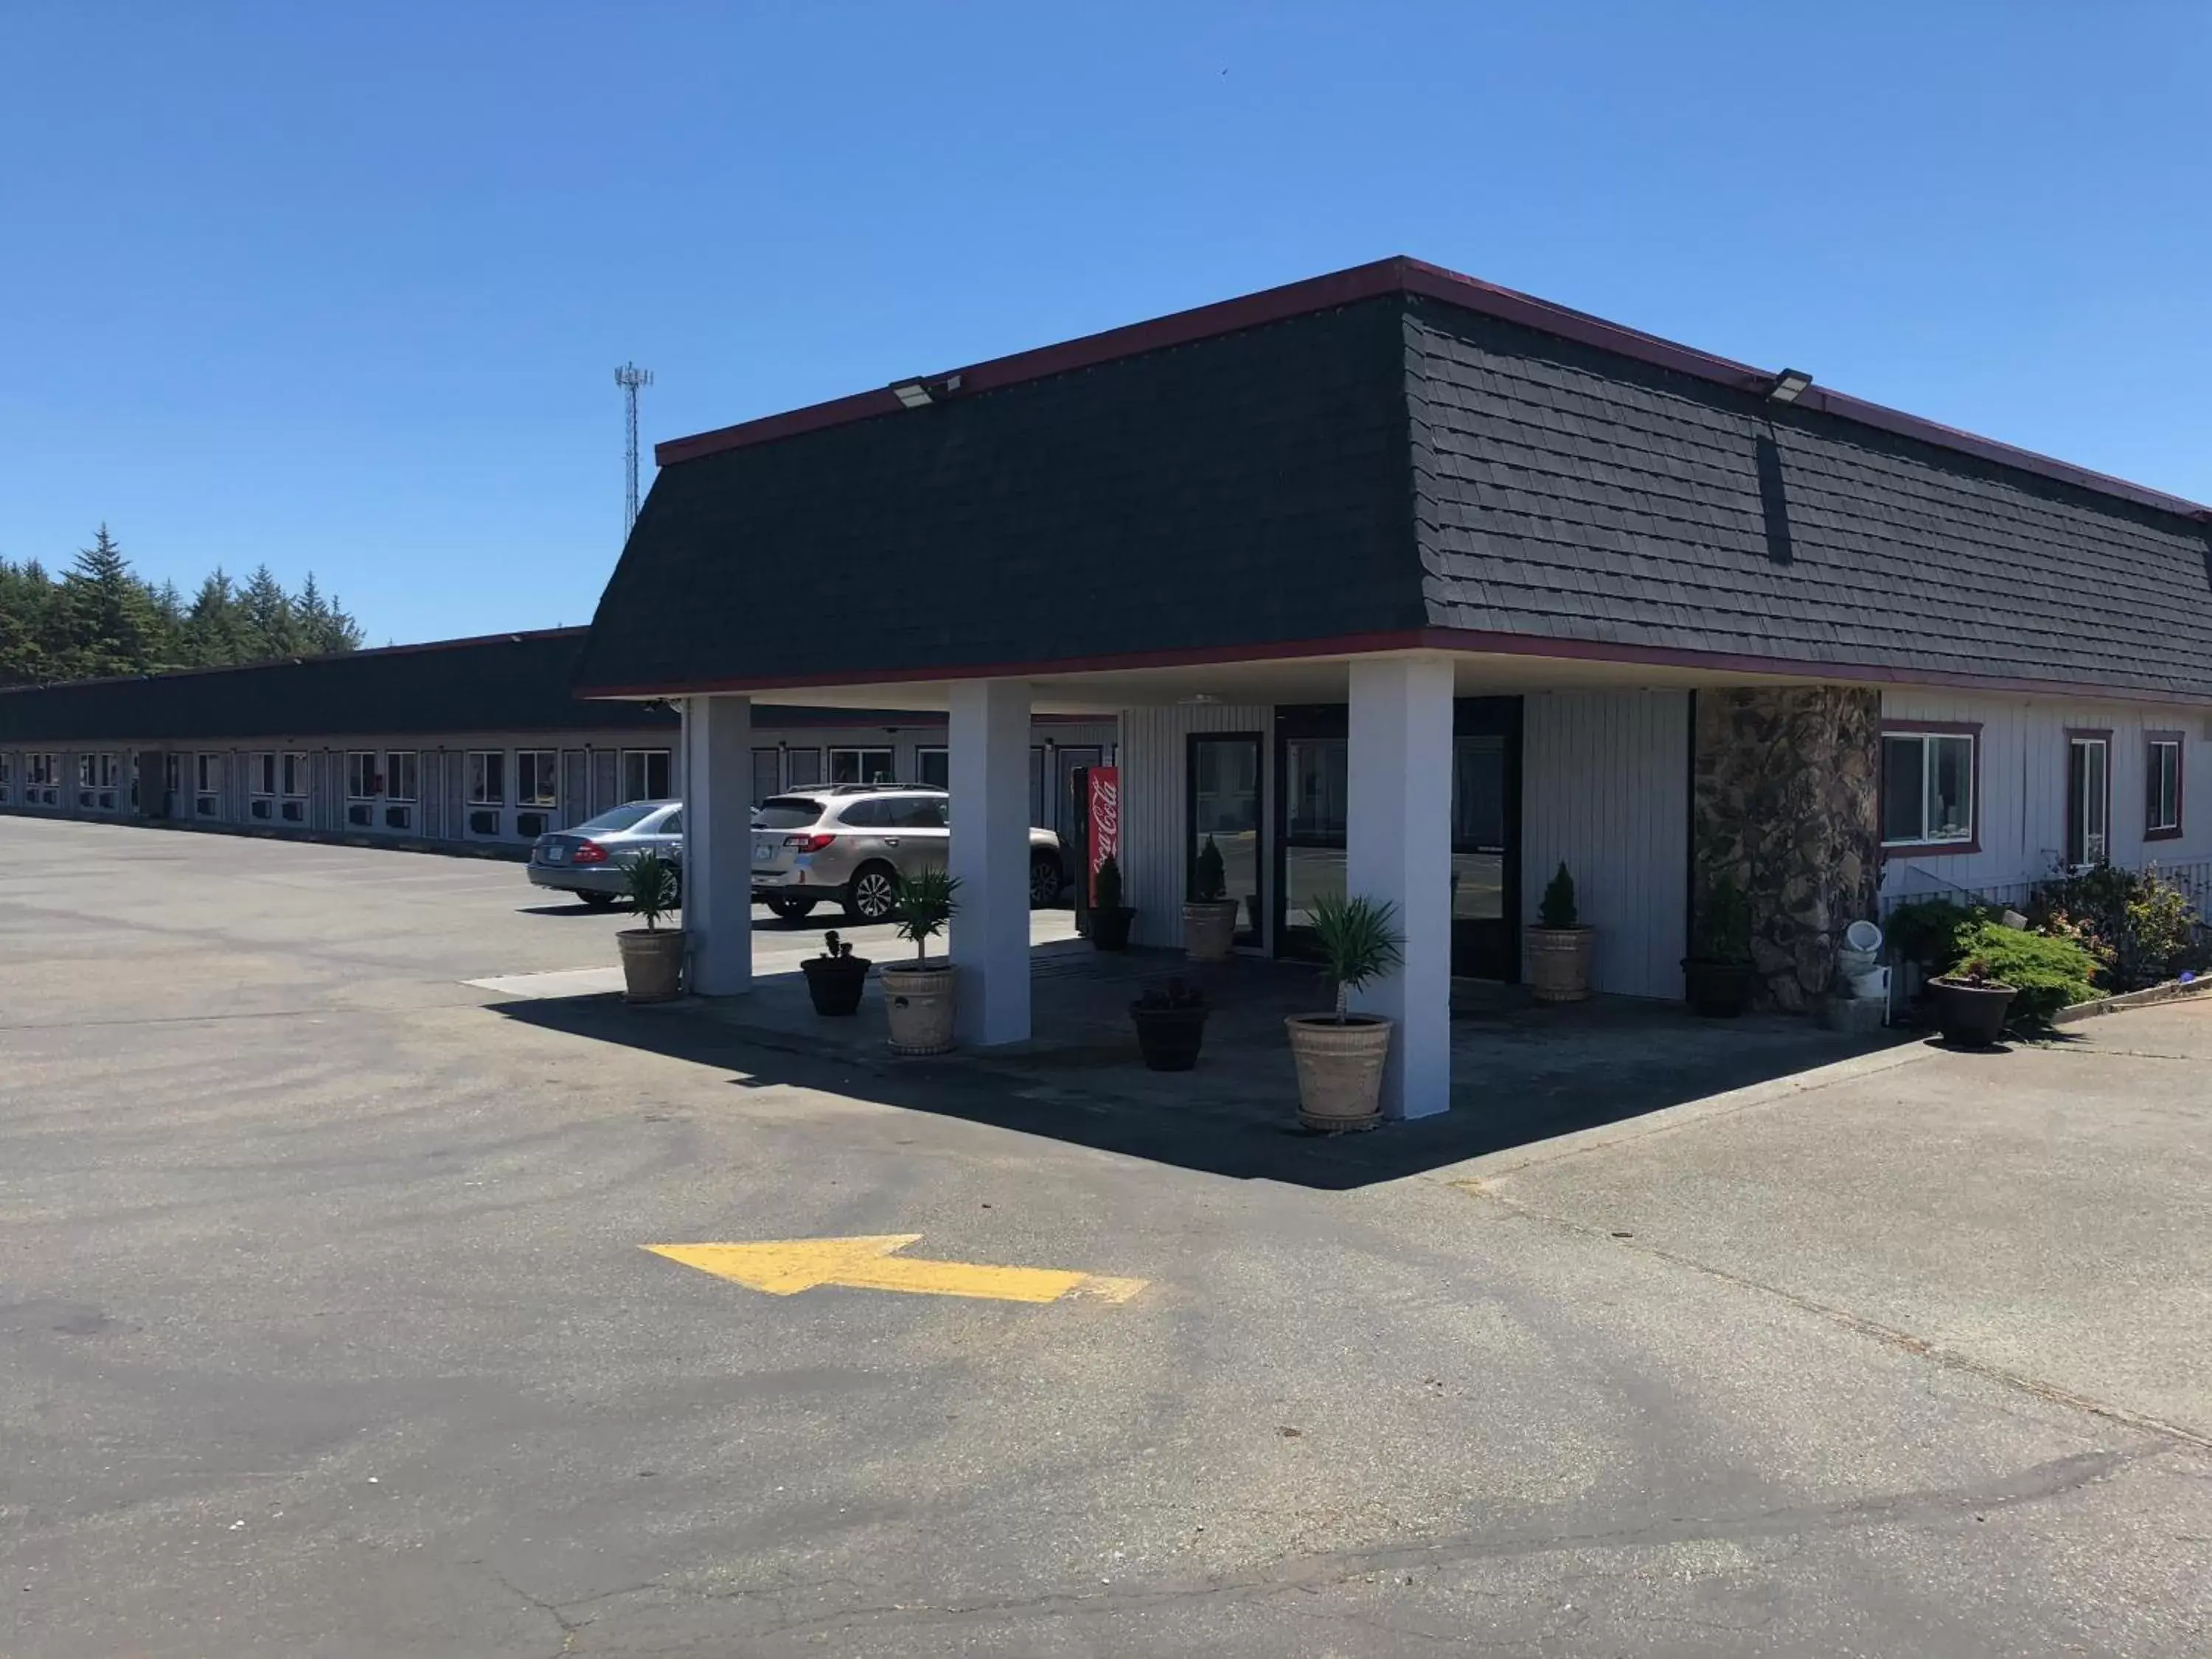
3 817 2209 1657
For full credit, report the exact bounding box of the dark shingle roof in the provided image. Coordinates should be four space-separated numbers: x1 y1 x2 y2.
575 268 2212 702
1404 297 2212 698
0 630 678 745
574 298 1422 694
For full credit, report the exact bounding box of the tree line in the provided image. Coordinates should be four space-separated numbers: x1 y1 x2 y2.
0 526 364 688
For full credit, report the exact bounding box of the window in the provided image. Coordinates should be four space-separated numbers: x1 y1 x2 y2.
785 747 822 789
77 754 97 788
386 751 418 803
1880 727 1976 849
829 747 894 785
346 751 381 799
2146 734 2183 840
0 752 10 800
751 747 782 807
620 748 670 802
29 752 60 804
467 751 507 806
516 749 557 808
195 753 225 793
836 798 891 828
916 746 950 790
281 752 309 797
2067 731 2111 868
251 753 278 796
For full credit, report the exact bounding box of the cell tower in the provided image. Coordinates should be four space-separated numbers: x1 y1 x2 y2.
614 362 654 535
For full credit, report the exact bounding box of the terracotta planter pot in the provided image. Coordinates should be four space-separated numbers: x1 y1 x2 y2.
1526 925 1595 1003
882 963 956 1055
1681 957 1756 1018
1931 977 2017 1047
1090 906 1135 951
801 955 871 1017
617 928 685 1003
1182 900 1240 961
1131 1004 1208 1071
1286 1014 1393 1132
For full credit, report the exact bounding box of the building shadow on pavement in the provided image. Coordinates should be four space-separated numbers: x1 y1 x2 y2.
487 944 1910 1192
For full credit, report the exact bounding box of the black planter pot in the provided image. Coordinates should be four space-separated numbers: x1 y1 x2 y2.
1930 977 2017 1047
1091 906 1136 952
1681 956 1756 1018
801 956 872 1017
1130 1004 1208 1071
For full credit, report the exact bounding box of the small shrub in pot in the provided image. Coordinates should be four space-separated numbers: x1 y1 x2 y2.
1285 893 1403 1131
882 868 961 1054
1933 921 2098 1044
1182 835 1240 961
801 929 872 1018
1090 855 1135 952
1130 978 1209 1071
1526 860 1595 1003
616 849 685 1003
1681 874 1756 1018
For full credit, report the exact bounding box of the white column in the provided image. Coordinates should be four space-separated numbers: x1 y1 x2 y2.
683 694 753 996
948 678 1032 1046
1346 654 1455 1119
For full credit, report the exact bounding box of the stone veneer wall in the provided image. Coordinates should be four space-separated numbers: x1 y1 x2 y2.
1691 687 1882 1012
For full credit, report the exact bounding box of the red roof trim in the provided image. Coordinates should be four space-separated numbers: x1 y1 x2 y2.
577 625 2212 710
653 255 2210 523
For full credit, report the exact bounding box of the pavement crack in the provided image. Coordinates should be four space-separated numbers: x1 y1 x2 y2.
1458 1183 2212 1455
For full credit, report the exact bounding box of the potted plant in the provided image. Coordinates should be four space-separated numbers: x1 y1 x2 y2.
1928 953 2017 1048
1526 860 1594 1003
616 849 684 1003
1682 874 1756 1018
1090 855 1135 952
1130 978 1209 1071
800 929 872 1017
882 867 960 1054
1285 893 1403 1132
1182 835 1241 961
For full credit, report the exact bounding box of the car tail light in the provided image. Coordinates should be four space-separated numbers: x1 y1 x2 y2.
786 832 837 852
572 841 609 864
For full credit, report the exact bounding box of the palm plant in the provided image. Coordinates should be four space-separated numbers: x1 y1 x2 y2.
626 850 678 931
892 867 961 965
1307 892 1403 1022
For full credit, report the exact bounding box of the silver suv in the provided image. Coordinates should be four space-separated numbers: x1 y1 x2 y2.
751 785 1065 923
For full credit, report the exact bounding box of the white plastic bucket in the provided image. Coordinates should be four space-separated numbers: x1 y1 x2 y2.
1835 945 1879 978
1844 919 1884 953
1846 965 1891 1001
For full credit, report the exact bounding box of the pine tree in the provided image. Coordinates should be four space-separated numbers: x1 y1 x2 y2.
238 563 299 661
58 525 161 679
183 568 244 667
294 573 364 655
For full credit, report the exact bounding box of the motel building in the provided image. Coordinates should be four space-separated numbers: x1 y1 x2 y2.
576 256 2212 1119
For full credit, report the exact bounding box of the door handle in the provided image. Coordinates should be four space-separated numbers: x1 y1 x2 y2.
883 837 901 847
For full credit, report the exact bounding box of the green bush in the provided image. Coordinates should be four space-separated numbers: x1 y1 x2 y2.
1190 836 1226 902
1950 922 2099 1030
2029 864 2205 990
1094 855 1124 912
1884 898 1989 973
1537 861 1579 929
1691 875 1752 963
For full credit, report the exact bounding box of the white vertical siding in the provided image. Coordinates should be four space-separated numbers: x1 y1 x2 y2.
1520 690 1691 1000
1117 703 1273 948
1880 689 2212 900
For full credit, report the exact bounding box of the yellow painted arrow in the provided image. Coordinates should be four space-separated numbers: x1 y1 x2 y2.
644 1235 1147 1305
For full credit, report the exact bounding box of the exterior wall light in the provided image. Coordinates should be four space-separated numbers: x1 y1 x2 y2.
889 372 964 408
1768 369 1814 403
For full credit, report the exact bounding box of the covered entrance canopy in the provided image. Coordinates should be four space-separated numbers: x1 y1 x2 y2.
572 257 2212 1121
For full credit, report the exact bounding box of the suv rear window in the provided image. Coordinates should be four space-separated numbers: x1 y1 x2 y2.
754 796 825 830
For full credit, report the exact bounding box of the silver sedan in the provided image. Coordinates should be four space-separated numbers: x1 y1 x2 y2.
526 800 681 907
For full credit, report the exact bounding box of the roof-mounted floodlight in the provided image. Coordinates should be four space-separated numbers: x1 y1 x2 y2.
888 372 964 408
1768 368 1814 404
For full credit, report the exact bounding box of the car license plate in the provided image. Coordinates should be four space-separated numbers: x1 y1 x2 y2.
545 846 566 863
753 839 775 864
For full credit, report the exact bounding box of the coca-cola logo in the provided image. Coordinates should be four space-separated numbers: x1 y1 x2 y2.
1091 776 1120 856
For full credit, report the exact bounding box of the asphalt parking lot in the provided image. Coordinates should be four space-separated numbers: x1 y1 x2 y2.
3 815 2209 1657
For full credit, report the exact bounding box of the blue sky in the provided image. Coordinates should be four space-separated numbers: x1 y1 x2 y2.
3 2 2206 646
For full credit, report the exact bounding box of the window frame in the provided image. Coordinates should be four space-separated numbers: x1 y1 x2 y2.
281 751 310 799
384 750 419 804
346 750 381 801
915 745 950 791
195 752 225 793
2065 728 2113 869
467 750 507 807
2145 731 2184 841
827 746 895 786
250 752 278 797
515 748 557 809
751 746 782 807
1877 720 1981 857
619 747 671 804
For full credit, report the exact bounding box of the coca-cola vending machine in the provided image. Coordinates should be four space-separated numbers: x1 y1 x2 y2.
1069 763 1120 934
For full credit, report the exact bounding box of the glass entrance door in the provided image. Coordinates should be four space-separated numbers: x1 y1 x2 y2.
1189 733 1264 946
1274 698 1521 978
